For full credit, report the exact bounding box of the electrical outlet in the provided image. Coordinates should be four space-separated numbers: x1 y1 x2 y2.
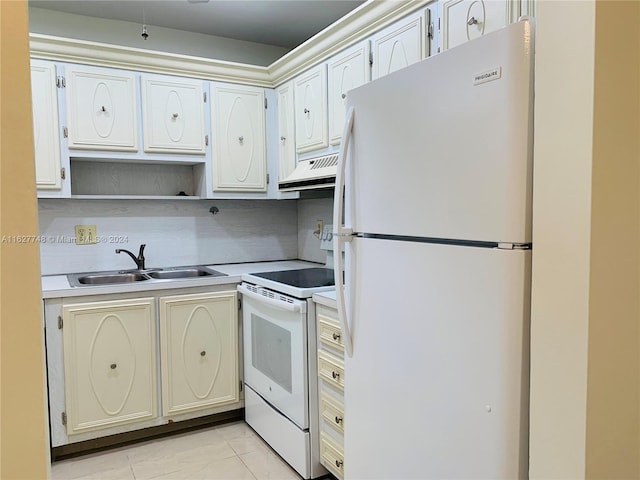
314 220 324 239
75 225 96 245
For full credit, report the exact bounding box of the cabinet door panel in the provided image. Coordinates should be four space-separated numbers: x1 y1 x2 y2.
441 0 515 51
62 298 156 435
328 41 370 145
30 60 61 189
277 82 296 181
141 76 206 154
160 292 239 416
371 12 424 80
65 66 138 151
212 84 266 191
294 64 328 153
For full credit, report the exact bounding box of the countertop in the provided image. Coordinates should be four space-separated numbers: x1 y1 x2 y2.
42 260 324 299
312 290 337 308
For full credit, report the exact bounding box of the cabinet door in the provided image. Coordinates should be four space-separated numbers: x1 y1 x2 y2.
277 81 296 182
62 298 156 435
294 64 328 153
65 65 138 151
159 292 239 416
371 11 425 80
30 60 62 190
141 75 206 154
441 0 516 51
328 41 370 145
211 83 267 191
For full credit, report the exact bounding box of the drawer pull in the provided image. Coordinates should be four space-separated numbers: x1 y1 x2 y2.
332 371 340 380
334 415 343 425
332 332 341 341
110 363 117 370
335 459 344 468
200 350 206 357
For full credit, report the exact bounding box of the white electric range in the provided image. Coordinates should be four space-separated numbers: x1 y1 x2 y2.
237 267 335 479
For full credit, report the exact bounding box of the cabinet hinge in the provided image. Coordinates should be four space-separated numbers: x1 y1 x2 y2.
60 168 66 180
239 381 243 392
61 412 67 425
428 22 434 39
205 134 209 146
369 51 374 66
264 98 268 109
57 316 63 329
56 76 66 88
203 92 207 103
238 298 242 310
438 17 441 30
63 127 68 138
266 173 270 184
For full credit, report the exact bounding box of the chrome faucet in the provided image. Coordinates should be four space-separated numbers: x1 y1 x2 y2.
115 244 146 270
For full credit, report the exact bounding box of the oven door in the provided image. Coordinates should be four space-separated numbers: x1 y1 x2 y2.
238 284 309 429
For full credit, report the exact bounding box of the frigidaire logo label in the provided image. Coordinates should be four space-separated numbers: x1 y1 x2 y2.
473 67 502 85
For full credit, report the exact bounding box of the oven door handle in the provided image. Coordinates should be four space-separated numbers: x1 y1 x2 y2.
238 285 306 313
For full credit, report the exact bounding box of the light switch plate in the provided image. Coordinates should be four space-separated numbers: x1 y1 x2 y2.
75 225 96 245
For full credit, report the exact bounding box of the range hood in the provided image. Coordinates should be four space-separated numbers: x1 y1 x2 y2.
278 154 338 191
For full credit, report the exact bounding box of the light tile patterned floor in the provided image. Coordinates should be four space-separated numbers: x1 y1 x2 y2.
51 421 302 480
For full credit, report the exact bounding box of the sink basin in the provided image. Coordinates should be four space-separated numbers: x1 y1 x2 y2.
74 272 148 285
67 265 227 287
147 267 225 280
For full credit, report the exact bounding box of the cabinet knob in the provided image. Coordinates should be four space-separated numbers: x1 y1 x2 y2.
335 415 343 424
238 136 244 143
280 136 286 142
332 332 341 341
332 371 340 380
335 460 344 468
467 16 478 26
172 113 179 119
110 363 117 370
304 108 310 114
341 93 346 99
100 106 107 112
200 351 206 357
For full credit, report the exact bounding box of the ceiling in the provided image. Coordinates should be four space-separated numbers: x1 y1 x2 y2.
28 0 367 49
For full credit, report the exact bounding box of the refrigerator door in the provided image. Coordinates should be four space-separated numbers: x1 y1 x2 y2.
344 236 530 479
343 20 533 244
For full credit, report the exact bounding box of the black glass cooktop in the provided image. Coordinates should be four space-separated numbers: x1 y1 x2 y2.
250 268 335 288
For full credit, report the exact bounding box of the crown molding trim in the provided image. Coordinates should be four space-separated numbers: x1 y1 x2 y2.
29 0 433 87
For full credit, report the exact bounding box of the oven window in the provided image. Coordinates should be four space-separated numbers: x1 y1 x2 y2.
251 313 293 393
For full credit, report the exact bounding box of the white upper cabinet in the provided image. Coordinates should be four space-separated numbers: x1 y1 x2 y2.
140 75 206 154
65 65 138 151
441 0 516 51
328 41 371 145
211 82 267 192
30 60 62 190
277 81 296 182
294 64 328 153
370 10 426 80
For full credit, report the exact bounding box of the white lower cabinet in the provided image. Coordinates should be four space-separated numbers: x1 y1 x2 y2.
159 291 239 415
48 286 242 448
62 298 157 435
315 301 345 479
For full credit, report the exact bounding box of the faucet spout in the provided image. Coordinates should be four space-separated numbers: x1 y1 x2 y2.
115 244 146 270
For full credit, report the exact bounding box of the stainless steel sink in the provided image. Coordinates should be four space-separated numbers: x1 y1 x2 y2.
67 265 227 287
146 266 226 280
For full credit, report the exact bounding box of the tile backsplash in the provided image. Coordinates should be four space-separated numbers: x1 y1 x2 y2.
38 199 299 275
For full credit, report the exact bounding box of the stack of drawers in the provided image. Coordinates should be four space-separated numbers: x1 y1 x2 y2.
315 302 345 479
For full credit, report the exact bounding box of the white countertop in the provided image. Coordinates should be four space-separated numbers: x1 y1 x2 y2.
312 290 337 308
42 260 323 299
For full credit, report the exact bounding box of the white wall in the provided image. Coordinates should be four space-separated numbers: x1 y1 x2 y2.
38 199 299 275
28 7 288 66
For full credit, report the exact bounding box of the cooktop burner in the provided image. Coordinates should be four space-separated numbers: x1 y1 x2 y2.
250 267 335 289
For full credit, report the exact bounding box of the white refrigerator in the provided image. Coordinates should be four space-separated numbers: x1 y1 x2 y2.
332 20 534 479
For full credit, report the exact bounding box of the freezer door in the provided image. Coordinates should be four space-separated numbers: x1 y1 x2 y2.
344 237 530 479
344 20 534 244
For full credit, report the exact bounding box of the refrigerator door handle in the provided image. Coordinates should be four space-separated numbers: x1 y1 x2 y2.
333 106 355 358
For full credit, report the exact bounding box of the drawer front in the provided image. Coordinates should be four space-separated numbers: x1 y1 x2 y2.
320 432 345 479
318 350 344 391
320 391 344 434
318 314 344 353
